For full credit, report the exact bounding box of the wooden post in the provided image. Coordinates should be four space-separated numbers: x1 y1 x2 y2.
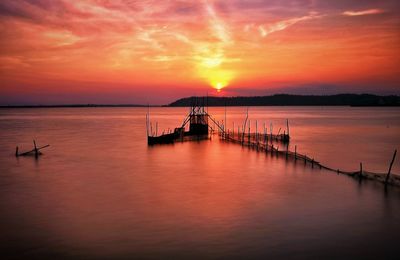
286 119 290 138
270 123 273 143
224 103 227 139
33 140 38 158
145 114 149 137
359 162 363 179
385 150 397 186
294 145 297 161
248 120 251 145
15 146 19 157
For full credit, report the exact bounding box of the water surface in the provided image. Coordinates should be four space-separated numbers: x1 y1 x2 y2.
0 107 399 259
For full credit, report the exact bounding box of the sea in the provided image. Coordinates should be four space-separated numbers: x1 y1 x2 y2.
0 106 399 259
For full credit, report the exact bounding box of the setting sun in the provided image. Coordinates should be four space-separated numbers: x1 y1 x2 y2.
214 82 224 92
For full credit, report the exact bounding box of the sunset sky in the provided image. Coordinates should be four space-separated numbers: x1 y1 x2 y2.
0 0 399 105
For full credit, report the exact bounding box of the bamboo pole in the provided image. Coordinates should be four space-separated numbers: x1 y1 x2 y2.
248 120 251 145
242 108 249 145
385 149 397 185
286 119 290 137
254 120 258 143
33 140 38 158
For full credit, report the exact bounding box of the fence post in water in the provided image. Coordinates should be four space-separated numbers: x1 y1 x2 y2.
294 145 297 161
33 140 38 158
248 121 251 145
385 149 397 186
255 120 258 144
286 119 290 138
359 162 363 179
15 146 19 157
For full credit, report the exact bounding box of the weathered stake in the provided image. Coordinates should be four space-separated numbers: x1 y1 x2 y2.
385 149 397 186
33 140 38 158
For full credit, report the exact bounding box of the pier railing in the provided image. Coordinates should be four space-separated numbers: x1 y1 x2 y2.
209 115 399 188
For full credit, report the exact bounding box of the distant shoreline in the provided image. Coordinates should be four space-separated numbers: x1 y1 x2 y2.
169 94 400 107
1 94 399 108
0 104 153 108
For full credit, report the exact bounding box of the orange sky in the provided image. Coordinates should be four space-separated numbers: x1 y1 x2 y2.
0 0 399 104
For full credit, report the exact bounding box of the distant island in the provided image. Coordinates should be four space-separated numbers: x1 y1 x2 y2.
1 94 399 108
169 94 400 107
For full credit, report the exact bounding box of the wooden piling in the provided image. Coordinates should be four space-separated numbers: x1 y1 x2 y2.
33 140 38 158
385 149 397 186
15 146 19 157
294 145 297 161
286 119 290 137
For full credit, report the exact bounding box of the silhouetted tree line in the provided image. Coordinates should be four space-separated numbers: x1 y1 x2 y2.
168 94 400 107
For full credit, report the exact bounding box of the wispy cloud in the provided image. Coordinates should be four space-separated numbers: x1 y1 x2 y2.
258 12 322 38
342 9 384 16
205 1 231 43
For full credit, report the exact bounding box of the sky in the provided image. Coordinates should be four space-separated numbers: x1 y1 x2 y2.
0 0 399 105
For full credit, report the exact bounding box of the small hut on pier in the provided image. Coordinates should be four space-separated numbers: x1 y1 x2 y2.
147 101 209 145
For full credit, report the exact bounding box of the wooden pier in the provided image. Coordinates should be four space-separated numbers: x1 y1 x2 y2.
214 123 399 187
146 100 398 188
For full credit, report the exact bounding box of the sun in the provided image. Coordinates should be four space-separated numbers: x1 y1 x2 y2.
214 82 225 92
207 70 232 92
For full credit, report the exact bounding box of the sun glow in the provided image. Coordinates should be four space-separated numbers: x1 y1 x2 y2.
205 69 233 92
214 82 225 92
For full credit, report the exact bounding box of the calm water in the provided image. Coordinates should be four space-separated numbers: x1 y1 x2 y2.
0 107 399 259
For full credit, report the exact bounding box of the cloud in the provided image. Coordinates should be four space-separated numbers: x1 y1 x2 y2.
258 12 322 37
342 9 384 16
205 1 231 43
